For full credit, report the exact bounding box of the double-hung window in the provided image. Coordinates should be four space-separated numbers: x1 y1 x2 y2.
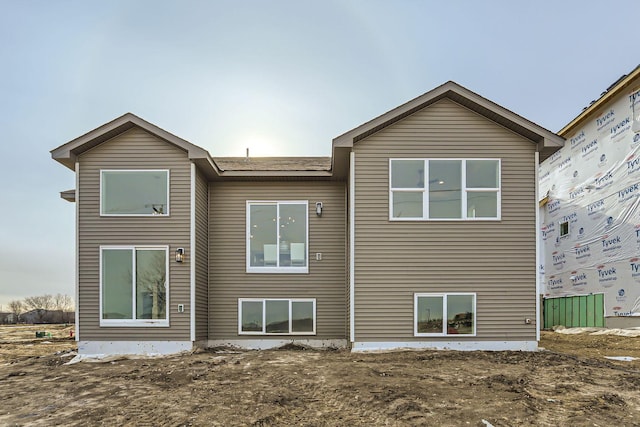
246 201 308 273
414 293 476 336
390 159 500 220
100 246 169 326
239 299 316 335
101 170 169 216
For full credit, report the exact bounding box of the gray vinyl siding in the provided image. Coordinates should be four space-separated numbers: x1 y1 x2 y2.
77 127 191 341
353 99 537 342
194 166 209 341
209 181 347 340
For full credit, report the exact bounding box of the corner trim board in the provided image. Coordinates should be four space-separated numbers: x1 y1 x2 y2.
190 163 196 342
75 161 80 341
535 151 540 342
349 151 355 343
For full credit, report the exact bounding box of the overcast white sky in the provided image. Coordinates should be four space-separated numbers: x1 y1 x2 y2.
0 0 638 309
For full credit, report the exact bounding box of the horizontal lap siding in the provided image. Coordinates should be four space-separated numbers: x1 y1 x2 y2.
195 167 209 340
354 99 537 342
209 181 347 340
78 128 191 341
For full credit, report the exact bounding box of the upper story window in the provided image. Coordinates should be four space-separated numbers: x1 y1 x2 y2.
390 159 500 220
101 170 169 216
100 246 169 327
247 201 308 273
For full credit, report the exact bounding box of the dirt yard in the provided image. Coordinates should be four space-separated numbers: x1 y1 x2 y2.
1 325 639 426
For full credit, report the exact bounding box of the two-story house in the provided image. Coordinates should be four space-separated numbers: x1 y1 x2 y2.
51 81 563 355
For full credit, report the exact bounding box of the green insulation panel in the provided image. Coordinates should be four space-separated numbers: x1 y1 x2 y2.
543 294 604 329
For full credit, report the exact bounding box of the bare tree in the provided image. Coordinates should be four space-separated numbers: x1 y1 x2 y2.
53 293 74 323
23 294 54 323
53 293 73 311
24 294 54 311
8 300 24 324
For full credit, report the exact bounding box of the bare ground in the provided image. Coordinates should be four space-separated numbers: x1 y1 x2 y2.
1 325 639 426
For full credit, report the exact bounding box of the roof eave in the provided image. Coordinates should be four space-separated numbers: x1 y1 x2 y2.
60 189 76 203
216 170 332 178
559 65 640 137
51 113 220 177
332 81 564 149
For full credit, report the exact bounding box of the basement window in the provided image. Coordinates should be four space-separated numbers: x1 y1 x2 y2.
239 299 315 335
414 293 476 336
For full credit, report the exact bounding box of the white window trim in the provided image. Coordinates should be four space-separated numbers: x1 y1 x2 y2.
246 201 309 274
414 292 477 337
238 298 316 335
389 159 501 221
99 245 170 327
100 169 170 217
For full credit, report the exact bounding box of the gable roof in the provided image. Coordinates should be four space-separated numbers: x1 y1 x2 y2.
50 113 221 179
331 81 564 158
51 113 335 180
559 64 640 137
52 82 563 182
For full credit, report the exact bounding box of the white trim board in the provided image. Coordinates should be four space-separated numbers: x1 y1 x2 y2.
190 162 196 342
351 341 538 352
534 151 541 342
75 161 80 341
78 340 193 356
349 151 355 342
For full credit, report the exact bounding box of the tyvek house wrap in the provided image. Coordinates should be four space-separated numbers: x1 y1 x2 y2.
540 86 640 317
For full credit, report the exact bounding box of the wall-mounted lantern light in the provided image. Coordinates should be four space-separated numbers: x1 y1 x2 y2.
316 202 323 217
175 248 185 263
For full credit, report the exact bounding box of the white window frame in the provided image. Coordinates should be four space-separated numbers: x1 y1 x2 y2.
99 245 170 327
238 298 316 335
559 220 570 238
389 159 501 221
414 293 477 337
100 169 170 217
246 201 309 274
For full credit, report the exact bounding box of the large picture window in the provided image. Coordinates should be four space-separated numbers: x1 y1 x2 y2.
390 159 500 220
100 246 169 326
414 293 476 336
239 299 316 335
247 201 308 273
101 170 169 216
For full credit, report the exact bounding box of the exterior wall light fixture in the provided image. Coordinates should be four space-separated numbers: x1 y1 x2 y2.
175 248 185 263
316 202 323 216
